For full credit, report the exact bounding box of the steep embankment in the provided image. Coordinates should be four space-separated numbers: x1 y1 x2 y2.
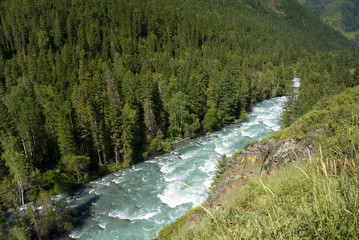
157 86 359 239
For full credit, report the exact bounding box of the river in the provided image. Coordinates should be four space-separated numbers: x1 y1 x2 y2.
59 80 297 239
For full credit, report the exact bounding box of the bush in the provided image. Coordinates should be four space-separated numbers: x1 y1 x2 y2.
210 155 228 191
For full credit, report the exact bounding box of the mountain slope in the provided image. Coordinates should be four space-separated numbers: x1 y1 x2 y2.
0 0 356 238
157 84 359 239
298 0 359 41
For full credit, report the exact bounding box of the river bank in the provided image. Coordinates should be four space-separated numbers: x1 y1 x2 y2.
57 95 288 239
156 85 359 239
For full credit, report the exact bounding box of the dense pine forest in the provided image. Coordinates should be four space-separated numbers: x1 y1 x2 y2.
0 0 358 238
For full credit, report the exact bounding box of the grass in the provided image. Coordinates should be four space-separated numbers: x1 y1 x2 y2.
343 30 359 41
158 86 359 239
156 206 204 240
175 154 359 239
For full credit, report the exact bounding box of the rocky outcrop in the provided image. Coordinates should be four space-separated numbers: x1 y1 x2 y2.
175 134 318 232
160 131 318 235
205 137 315 211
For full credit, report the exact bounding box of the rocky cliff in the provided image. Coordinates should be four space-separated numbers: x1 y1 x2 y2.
182 133 317 230
157 86 359 239
205 137 315 211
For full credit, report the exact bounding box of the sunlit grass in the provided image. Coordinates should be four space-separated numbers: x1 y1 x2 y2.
178 153 359 239
158 86 359 239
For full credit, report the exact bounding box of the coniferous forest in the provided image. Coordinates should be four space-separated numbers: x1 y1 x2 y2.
0 0 358 238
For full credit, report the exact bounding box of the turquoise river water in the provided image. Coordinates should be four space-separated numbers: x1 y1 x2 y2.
58 79 299 239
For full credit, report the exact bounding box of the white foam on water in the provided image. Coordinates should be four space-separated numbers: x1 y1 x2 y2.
98 223 106 230
293 78 301 88
88 189 96 194
241 130 257 138
146 160 158 164
180 151 197 160
214 143 228 155
203 177 213 189
199 158 217 173
159 162 176 174
164 167 194 183
69 232 83 239
57 92 291 240
109 208 160 221
111 178 122 184
109 210 129 219
262 118 278 131
158 182 198 208
133 209 160 220
164 173 181 183
101 177 108 182
154 217 165 225
241 120 258 130
99 182 111 187
132 166 142 171
99 222 107 230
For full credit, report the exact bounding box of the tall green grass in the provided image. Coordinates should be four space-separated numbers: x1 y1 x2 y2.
179 154 359 239
158 86 359 239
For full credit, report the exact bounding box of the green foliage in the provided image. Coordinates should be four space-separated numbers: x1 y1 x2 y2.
262 163 268 169
210 155 228 190
244 139 258 147
0 0 356 237
181 157 359 239
160 85 359 240
121 104 140 166
43 168 74 193
232 149 242 161
298 0 359 41
27 191 73 239
202 108 221 132
167 92 190 137
156 206 204 240
8 226 30 240
1 135 30 206
0 211 8 239
282 51 359 127
61 155 91 183
145 129 172 157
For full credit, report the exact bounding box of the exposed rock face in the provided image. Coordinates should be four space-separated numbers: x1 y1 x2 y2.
158 134 318 236
205 137 315 211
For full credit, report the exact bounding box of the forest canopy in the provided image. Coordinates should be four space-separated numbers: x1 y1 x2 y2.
0 1 358 237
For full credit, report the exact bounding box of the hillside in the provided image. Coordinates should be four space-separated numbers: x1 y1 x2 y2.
157 84 359 239
0 0 357 238
297 0 359 41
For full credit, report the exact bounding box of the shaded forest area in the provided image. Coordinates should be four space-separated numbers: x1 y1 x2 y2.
0 0 358 238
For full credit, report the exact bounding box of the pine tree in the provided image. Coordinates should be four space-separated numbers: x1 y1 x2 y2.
210 154 228 190
121 104 140 166
0 135 29 207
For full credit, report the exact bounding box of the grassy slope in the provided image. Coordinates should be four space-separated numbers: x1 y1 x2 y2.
157 86 359 239
298 0 359 41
